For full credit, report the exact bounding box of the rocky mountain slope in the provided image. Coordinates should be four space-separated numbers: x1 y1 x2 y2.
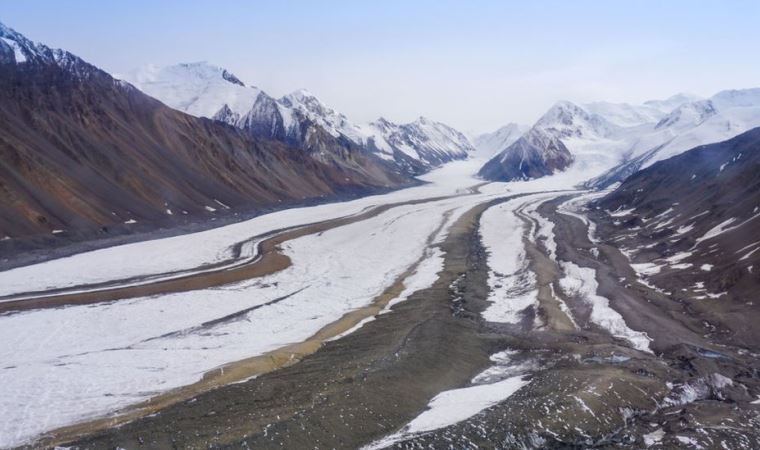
0 22 410 246
479 91 760 185
593 127 760 346
124 64 474 175
477 125 574 180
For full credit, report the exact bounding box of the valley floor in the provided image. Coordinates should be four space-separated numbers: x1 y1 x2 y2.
0 160 758 449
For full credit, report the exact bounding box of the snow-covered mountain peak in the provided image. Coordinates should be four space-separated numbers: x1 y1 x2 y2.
401 118 475 155
122 62 261 118
285 88 317 101
545 100 583 114
0 34 29 64
408 116 455 135
535 100 616 139
0 21 100 78
0 21 32 52
644 93 703 112
711 88 760 109
280 88 325 109
373 117 393 127
583 101 666 128
536 101 591 127
278 89 358 141
0 22 38 64
369 117 398 137
482 87 760 185
472 123 529 159
655 99 717 130
182 61 243 83
492 123 524 134
130 62 248 88
280 88 349 125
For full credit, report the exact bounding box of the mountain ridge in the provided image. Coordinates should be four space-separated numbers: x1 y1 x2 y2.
478 89 760 184
122 62 475 175
0 21 411 248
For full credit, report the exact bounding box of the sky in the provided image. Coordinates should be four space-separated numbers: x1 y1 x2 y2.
2 0 760 133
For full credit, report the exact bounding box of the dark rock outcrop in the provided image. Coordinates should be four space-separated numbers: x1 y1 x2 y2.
478 128 574 181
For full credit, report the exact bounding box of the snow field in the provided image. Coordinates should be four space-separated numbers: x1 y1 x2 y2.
0 161 484 298
0 161 493 447
559 261 652 352
0 160 657 446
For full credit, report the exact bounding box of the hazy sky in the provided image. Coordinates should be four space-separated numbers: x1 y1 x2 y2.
2 1 760 133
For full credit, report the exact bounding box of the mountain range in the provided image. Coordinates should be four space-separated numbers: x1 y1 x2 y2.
3 17 760 251
122 62 475 175
478 91 760 186
0 22 417 248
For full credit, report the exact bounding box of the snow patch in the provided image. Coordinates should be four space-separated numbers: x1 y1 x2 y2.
0 37 26 63
630 262 663 276
643 428 665 447
608 207 635 217
363 349 531 449
675 223 695 235
559 261 651 352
